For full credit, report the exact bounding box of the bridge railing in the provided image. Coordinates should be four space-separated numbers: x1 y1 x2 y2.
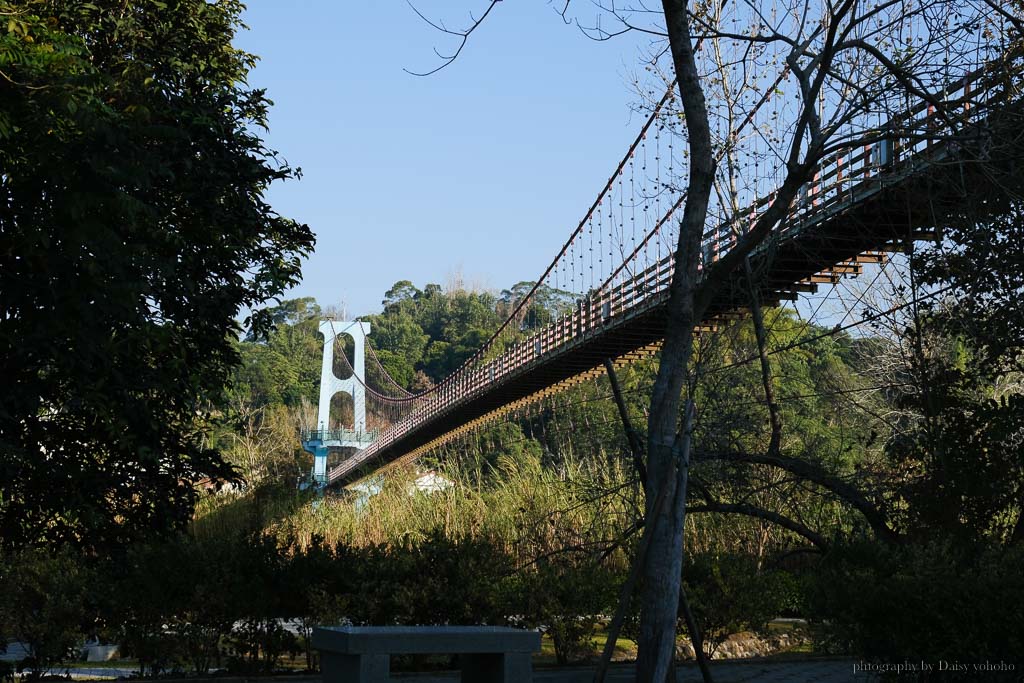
701 66 996 263
303 428 378 444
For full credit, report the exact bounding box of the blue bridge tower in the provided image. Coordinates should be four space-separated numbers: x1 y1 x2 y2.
301 320 376 487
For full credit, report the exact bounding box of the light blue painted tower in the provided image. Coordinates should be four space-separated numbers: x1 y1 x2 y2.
302 320 376 487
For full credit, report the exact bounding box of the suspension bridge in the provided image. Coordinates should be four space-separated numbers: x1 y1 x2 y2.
303 59 1024 489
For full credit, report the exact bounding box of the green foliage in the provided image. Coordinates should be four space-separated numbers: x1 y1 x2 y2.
80 528 514 674
382 280 421 310
514 555 620 665
246 298 322 343
695 310 876 468
366 280 504 384
686 311 885 552
808 540 1024 666
222 534 300 674
227 306 322 417
212 299 324 488
915 204 1024 364
109 534 249 677
0 0 314 549
369 311 429 387
681 553 801 656
887 369 1024 543
864 271 1024 545
892 204 1024 541
498 281 577 330
337 533 509 627
0 548 94 681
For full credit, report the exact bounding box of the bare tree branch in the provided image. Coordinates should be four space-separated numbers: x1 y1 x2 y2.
687 501 830 550
698 450 900 543
404 0 503 76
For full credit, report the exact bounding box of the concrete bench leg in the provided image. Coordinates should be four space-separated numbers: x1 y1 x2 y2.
321 652 390 683
460 652 532 683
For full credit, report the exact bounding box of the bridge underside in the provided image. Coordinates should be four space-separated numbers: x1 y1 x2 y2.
330 108 1024 487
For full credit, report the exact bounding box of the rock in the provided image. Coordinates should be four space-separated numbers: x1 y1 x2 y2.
675 628 810 662
675 641 696 660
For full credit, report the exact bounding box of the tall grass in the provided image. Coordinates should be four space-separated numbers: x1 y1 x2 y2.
191 443 805 572
274 452 638 569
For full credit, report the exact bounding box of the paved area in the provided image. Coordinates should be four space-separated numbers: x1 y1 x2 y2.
386 659 871 682
47 659 872 682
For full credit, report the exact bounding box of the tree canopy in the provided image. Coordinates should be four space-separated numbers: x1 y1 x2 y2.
0 0 314 549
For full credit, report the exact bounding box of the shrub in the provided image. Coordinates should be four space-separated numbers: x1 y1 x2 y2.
514 555 619 665
808 540 1024 668
0 548 94 681
682 552 801 657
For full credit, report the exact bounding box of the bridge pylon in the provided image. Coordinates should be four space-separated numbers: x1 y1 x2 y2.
301 320 376 487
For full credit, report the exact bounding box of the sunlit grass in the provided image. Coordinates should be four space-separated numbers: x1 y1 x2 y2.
266 453 638 567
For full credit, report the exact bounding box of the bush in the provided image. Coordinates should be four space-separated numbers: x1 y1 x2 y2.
514 555 620 665
108 533 259 676
0 548 94 681
808 540 1024 669
682 552 801 657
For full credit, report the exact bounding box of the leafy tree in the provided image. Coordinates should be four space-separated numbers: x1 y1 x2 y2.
515 555 618 665
888 374 1024 543
288 535 348 670
498 281 577 330
232 344 301 409
901 204 1024 545
681 553 800 657
367 311 429 386
107 533 266 677
226 533 300 673
215 300 324 488
916 204 1024 366
365 282 503 386
382 280 422 311
246 298 321 342
0 1 313 548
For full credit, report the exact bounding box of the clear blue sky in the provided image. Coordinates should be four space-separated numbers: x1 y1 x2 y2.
236 2 659 316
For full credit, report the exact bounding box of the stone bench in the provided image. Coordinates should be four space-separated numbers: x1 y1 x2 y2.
312 625 541 683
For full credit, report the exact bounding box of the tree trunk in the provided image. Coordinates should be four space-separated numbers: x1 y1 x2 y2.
636 0 716 680
679 585 714 683
593 460 675 683
604 358 646 480
744 257 782 455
